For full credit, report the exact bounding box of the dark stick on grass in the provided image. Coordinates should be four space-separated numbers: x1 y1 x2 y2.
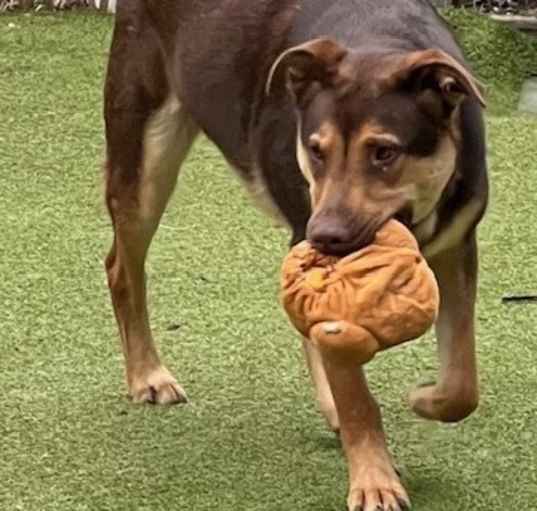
502 294 537 303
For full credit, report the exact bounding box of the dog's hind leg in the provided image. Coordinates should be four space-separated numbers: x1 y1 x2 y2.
105 97 198 404
104 27 199 404
409 233 479 422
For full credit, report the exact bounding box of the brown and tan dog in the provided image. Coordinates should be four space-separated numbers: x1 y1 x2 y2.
103 2 488 510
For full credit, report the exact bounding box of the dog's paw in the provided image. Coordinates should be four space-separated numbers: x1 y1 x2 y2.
347 460 410 511
129 365 188 405
409 382 478 423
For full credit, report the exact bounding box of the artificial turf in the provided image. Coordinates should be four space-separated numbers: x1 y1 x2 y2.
1 9 537 511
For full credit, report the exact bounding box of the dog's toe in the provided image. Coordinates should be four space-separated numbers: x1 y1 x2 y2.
347 462 410 511
129 366 188 405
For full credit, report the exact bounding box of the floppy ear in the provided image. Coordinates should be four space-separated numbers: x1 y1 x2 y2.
265 37 348 103
399 49 486 115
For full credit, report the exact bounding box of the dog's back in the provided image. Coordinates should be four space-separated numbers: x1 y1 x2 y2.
140 0 470 166
129 0 486 240
282 0 462 54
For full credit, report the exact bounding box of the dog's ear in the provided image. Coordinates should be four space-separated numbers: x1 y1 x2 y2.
266 37 348 104
397 49 485 116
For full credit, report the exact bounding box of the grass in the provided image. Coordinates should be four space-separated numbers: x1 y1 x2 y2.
1 10 537 511
444 8 537 113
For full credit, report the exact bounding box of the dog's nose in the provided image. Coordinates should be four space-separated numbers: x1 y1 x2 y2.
308 219 357 256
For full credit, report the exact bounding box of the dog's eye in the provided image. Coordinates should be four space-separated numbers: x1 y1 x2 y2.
372 145 400 168
309 139 324 163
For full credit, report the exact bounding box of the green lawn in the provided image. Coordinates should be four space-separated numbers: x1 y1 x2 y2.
1 11 537 511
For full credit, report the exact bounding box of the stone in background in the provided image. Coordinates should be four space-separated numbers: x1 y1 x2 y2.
518 78 537 114
0 0 115 11
92 0 114 12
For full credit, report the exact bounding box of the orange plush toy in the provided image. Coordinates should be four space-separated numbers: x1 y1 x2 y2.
281 220 440 364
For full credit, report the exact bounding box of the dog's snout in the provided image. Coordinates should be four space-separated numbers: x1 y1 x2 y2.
309 221 350 254
308 216 366 256
307 210 381 256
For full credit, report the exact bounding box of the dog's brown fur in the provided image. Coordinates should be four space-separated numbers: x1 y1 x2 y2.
103 2 488 509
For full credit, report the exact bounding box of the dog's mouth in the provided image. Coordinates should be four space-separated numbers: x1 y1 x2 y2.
331 210 412 256
307 218 382 257
307 206 413 257
311 236 372 257
394 206 413 229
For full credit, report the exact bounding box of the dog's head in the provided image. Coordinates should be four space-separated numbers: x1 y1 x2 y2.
266 38 484 255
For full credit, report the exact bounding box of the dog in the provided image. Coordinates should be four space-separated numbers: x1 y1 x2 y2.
103 1 488 510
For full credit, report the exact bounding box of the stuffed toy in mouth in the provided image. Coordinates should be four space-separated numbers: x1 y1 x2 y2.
281 219 440 364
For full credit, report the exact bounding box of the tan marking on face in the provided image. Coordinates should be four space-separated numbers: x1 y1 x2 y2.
413 212 439 246
344 178 411 220
313 122 339 150
334 123 409 218
298 117 459 232
299 119 412 223
296 120 343 207
296 123 314 186
401 134 458 224
355 120 402 147
345 123 458 226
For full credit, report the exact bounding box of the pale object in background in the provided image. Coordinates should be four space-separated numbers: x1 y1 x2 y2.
93 0 115 12
518 77 537 115
0 0 117 10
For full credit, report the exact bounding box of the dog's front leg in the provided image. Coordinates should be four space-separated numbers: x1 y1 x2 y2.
320 349 410 511
410 233 479 422
302 339 340 433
